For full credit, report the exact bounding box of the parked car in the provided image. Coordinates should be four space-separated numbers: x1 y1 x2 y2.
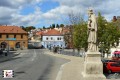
105 61 120 73
112 51 120 60
102 59 117 73
102 59 120 73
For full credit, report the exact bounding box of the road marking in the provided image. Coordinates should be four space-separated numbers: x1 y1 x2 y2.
31 49 37 61
56 61 71 80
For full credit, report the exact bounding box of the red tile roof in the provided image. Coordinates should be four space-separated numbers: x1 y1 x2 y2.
42 29 62 36
36 31 43 35
0 25 27 34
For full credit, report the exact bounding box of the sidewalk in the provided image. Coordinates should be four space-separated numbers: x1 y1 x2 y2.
46 50 117 80
47 50 86 80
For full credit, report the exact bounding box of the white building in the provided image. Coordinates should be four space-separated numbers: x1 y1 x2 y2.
41 29 65 48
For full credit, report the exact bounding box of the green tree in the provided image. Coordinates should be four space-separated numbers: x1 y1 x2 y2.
56 24 60 28
20 26 26 31
52 24 55 29
67 12 82 54
25 26 36 32
43 26 46 29
73 19 87 55
60 24 64 28
97 12 120 57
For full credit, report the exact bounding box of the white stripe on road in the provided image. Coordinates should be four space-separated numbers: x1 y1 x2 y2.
56 61 71 80
31 49 37 61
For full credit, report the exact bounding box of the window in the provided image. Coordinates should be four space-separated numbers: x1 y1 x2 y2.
111 63 120 67
21 34 23 38
46 37 48 40
0 34 2 38
57 37 59 40
14 35 16 38
6 35 9 38
51 37 53 40
59 37 61 40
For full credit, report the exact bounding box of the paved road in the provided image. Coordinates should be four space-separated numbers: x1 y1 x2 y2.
0 49 69 80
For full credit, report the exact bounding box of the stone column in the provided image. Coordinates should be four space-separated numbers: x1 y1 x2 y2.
82 51 106 80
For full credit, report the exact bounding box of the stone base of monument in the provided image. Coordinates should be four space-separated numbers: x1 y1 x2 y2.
82 51 106 80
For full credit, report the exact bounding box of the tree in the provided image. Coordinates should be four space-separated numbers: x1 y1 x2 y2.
67 11 82 54
21 26 36 32
68 11 82 25
60 24 64 28
97 12 120 57
73 20 87 55
52 24 55 29
20 26 26 31
56 24 60 28
43 26 46 29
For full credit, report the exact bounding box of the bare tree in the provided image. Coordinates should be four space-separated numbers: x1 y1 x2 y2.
64 11 83 55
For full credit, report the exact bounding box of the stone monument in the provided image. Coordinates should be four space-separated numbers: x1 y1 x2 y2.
82 9 106 80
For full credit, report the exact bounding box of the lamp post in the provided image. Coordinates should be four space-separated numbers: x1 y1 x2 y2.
6 41 9 56
114 42 117 51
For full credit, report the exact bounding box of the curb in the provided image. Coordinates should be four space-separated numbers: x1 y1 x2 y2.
56 61 71 80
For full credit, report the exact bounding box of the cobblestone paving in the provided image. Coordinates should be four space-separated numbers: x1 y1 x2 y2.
105 73 120 79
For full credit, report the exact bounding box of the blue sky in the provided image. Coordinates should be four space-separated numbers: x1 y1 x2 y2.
0 0 120 28
38 1 59 13
20 1 59 15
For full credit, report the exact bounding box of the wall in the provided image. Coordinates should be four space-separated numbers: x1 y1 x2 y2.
0 33 28 50
42 35 65 48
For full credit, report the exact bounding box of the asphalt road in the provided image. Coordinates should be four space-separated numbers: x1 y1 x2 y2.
0 49 69 80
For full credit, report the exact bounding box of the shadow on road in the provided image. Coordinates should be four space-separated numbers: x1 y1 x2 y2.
0 51 21 63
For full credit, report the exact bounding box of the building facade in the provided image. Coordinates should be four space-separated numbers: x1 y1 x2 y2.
41 29 65 48
0 25 28 50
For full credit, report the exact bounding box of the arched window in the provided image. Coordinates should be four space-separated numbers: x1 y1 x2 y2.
1 42 7 50
16 42 21 48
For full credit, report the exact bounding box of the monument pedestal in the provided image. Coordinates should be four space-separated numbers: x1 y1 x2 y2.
82 51 106 80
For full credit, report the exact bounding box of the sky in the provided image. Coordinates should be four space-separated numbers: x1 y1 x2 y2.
0 0 120 28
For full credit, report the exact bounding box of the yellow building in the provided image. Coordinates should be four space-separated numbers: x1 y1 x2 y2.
0 25 28 50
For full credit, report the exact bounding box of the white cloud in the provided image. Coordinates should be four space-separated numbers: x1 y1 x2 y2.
0 0 120 27
0 0 43 26
51 0 120 21
11 6 43 26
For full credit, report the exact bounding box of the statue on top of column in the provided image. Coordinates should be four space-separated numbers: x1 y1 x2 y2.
87 9 98 52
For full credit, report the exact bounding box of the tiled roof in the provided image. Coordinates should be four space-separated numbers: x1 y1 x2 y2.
42 29 62 36
0 25 27 34
36 31 43 35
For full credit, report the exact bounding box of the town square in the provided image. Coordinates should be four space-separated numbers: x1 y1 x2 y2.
0 0 120 80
